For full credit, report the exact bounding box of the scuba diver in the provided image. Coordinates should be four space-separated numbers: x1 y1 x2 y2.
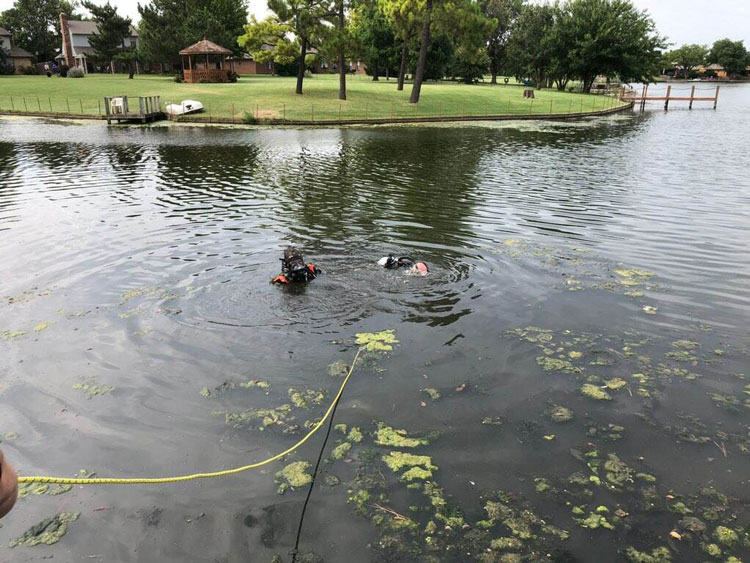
271 247 320 284
378 254 429 276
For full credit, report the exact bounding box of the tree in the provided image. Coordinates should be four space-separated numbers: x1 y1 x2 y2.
480 0 521 84
379 0 419 90
709 39 748 77
350 0 399 82
82 1 132 74
115 47 140 78
665 44 708 78
505 3 556 88
555 0 665 92
440 0 494 83
408 0 434 102
240 0 332 95
0 0 80 62
137 0 248 70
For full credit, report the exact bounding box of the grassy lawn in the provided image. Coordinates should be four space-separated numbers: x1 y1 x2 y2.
0 74 625 122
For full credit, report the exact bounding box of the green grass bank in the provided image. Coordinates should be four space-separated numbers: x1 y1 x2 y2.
0 74 626 123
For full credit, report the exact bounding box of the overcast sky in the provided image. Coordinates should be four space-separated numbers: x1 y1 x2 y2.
1 0 747 48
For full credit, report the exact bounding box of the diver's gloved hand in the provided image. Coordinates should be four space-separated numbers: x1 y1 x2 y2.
0 449 18 518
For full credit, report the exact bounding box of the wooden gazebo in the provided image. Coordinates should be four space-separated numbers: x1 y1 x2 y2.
179 37 234 83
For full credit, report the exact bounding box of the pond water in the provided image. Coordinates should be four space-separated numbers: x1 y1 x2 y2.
1 84 749 563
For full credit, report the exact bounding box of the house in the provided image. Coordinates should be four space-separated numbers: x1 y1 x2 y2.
695 64 727 78
232 52 274 75
0 27 34 71
58 13 140 73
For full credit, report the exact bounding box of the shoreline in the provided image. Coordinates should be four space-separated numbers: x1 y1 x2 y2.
0 101 634 128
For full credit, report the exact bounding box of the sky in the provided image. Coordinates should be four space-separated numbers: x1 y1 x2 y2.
0 0 748 48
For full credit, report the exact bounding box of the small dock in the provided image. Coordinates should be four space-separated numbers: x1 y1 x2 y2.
104 96 163 124
621 85 720 111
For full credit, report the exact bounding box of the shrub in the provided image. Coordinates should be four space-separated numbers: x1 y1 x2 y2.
228 70 238 83
173 73 183 83
68 67 85 78
19 65 38 75
58 64 69 77
242 111 257 124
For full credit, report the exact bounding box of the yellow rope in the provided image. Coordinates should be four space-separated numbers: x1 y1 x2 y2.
18 349 362 486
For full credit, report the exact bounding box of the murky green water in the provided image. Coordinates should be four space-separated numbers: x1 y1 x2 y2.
1 84 749 562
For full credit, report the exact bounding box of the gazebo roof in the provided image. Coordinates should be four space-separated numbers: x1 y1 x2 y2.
179 38 232 56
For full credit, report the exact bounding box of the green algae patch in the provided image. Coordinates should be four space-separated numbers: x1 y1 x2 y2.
335 424 347 434
33 321 52 332
713 525 739 547
615 268 655 280
491 537 523 551
581 384 612 401
275 461 312 494
421 388 441 401
1 329 27 341
18 482 72 499
331 442 352 460
624 546 672 562
10 512 80 547
672 340 699 351
288 388 325 409
375 423 429 448
401 466 434 481
642 306 658 315
355 330 398 352
537 356 582 374
347 427 363 443
225 403 296 432
73 378 115 399
382 452 437 474
702 543 722 557
568 351 583 359
328 360 350 377
604 377 628 390
577 512 614 530
240 380 270 390
603 454 634 489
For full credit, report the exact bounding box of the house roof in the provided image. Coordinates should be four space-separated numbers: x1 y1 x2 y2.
179 38 232 56
67 20 138 37
706 63 724 71
9 45 32 58
0 27 11 36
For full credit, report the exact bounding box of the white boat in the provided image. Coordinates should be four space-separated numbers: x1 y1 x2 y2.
165 100 204 116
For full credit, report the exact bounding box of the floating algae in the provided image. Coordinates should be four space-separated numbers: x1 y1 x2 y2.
288 388 325 409
328 360 350 377
603 454 634 490
73 377 115 399
490 537 523 551
10 513 79 547
375 423 430 448
347 427 363 443
421 388 440 401
18 482 72 498
33 321 52 332
382 452 437 475
624 546 672 562
0 330 26 341
604 377 628 390
536 356 582 374
225 403 297 433
331 442 352 460
581 384 612 401
275 461 312 494
713 525 739 547
355 330 398 352
577 512 614 530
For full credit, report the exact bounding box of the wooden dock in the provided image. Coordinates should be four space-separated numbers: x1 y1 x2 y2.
104 96 163 124
621 85 720 111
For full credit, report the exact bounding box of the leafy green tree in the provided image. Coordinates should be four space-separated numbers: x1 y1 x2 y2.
440 0 494 83
82 1 132 73
556 0 665 92
708 38 748 77
115 47 139 78
505 2 556 88
379 0 419 90
137 0 247 69
240 0 332 95
479 0 521 84
0 0 80 62
350 0 398 82
664 43 707 78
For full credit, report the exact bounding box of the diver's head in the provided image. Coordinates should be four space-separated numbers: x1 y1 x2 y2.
281 247 307 277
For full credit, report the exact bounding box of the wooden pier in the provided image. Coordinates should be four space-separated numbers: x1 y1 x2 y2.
104 96 163 124
621 85 720 111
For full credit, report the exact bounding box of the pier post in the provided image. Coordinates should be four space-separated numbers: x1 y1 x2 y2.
689 85 695 110
714 86 720 110
664 85 671 111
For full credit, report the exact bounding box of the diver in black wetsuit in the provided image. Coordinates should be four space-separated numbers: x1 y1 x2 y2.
271 247 320 284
